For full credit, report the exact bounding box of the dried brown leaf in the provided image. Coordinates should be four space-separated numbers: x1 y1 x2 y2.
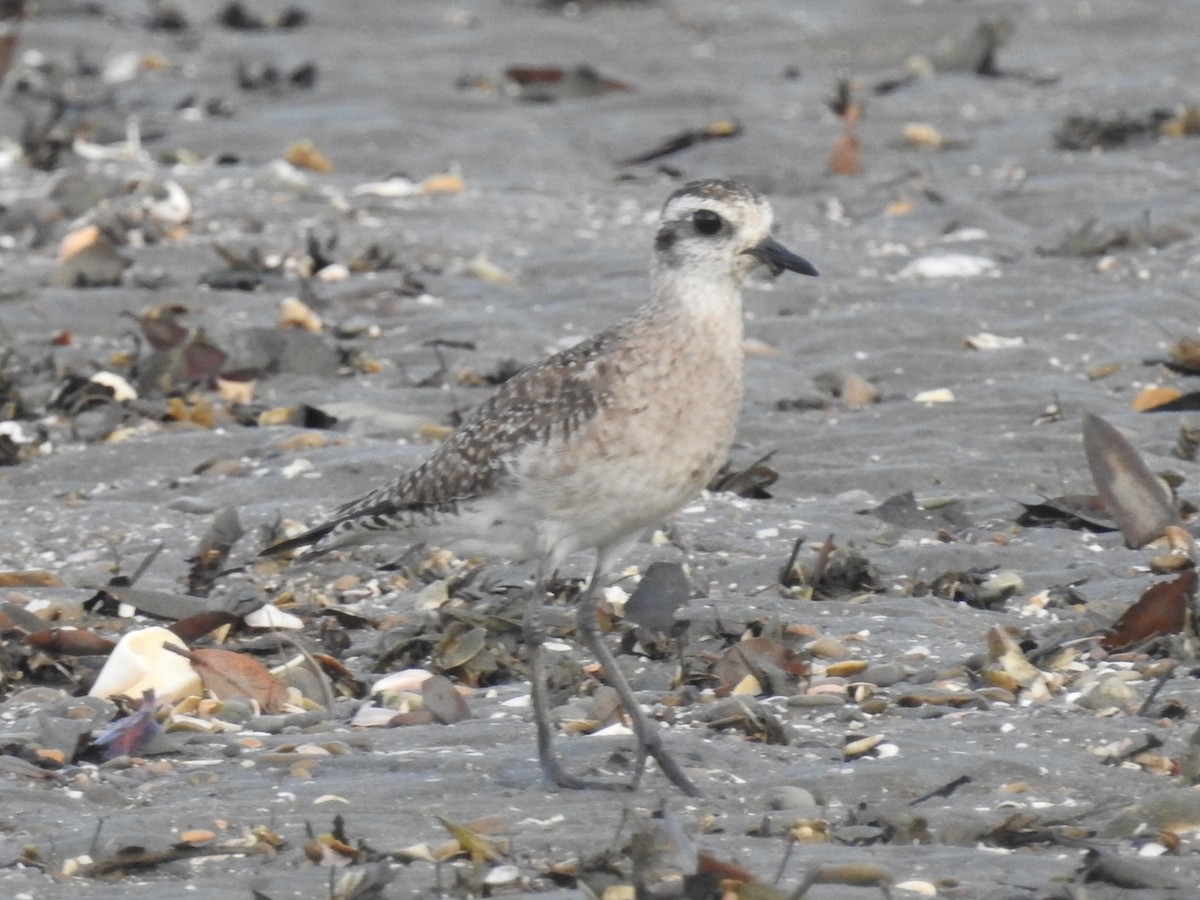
173 646 290 711
1102 571 1196 650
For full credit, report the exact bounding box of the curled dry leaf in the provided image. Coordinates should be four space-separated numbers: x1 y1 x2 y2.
168 645 290 712
1101 570 1196 650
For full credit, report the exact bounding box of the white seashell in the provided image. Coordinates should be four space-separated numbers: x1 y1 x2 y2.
90 371 138 403
316 263 350 282
352 177 422 198
603 584 629 615
280 459 315 479
101 50 142 84
245 604 305 630
898 253 997 279
145 180 192 226
0 421 32 443
965 332 1024 350
483 865 522 886
257 159 311 191
590 722 634 737
913 388 956 405
89 626 201 701
371 669 434 695
941 226 989 242
895 880 938 895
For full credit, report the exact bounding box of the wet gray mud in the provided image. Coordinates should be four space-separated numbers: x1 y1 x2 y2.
2 1 1200 898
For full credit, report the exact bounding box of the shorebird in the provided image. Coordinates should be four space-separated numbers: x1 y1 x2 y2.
262 179 818 795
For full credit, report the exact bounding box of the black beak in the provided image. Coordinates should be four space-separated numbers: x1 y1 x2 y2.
745 236 819 277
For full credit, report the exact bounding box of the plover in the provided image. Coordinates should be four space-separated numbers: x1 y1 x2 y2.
263 179 818 795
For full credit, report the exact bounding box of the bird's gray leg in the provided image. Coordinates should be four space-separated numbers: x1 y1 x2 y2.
575 550 703 797
524 569 629 791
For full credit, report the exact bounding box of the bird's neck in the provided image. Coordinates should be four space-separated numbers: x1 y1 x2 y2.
647 268 744 323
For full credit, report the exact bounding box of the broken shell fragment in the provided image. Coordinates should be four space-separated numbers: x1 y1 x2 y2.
843 734 884 759
245 604 305 629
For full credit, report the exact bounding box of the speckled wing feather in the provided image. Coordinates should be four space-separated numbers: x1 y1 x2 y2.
262 328 621 555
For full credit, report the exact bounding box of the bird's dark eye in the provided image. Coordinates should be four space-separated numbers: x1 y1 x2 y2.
692 209 723 235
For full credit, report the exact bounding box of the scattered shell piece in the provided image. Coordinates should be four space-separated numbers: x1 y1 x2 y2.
841 372 880 409
826 659 868 677
731 674 762 696
1165 525 1195 555
898 254 997 279
179 830 217 846
415 580 450 610
145 180 193 228
280 297 324 333
422 171 465 194
286 139 334 172
89 626 201 701
59 224 103 261
903 122 944 149
913 388 955 405
1149 553 1193 574
351 706 402 727
603 584 629 616
982 625 1049 697
843 734 884 760
372 669 434 694
352 177 423 198
90 371 138 402
280 459 314 479
214 374 256 405
743 337 779 358
808 637 848 658
316 263 350 282
895 880 938 896
464 252 516 285
965 332 1025 350
1133 386 1182 412
483 865 522 886
245 605 305 630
